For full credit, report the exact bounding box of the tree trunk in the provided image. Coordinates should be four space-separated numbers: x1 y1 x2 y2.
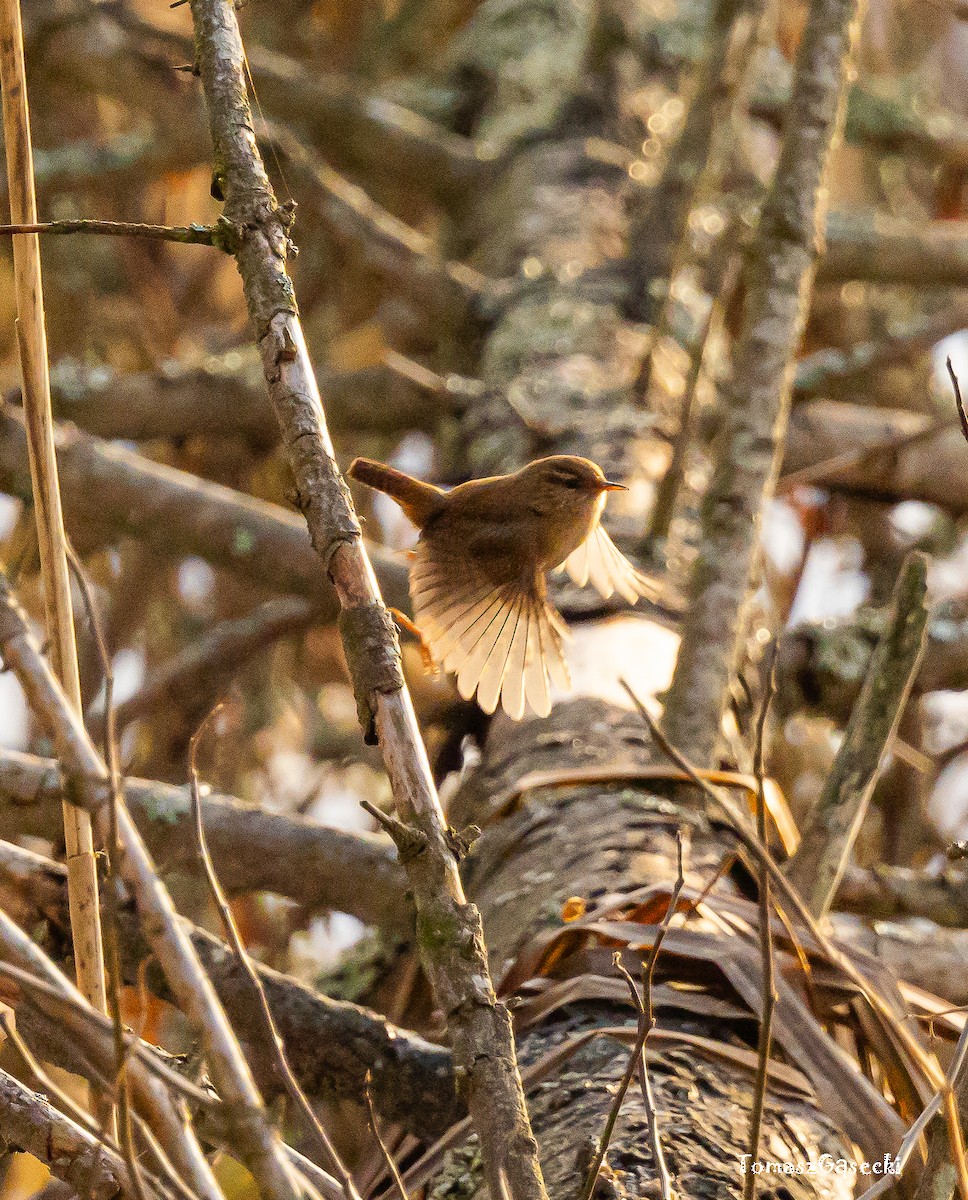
391 1 884 1195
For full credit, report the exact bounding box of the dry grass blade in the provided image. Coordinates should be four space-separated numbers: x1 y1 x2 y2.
949 357 968 445
745 643 778 1200
858 1020 968 1200
619 681 968 1196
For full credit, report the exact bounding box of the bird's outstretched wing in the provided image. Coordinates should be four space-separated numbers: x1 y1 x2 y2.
557 523 666 606
409 540 570 720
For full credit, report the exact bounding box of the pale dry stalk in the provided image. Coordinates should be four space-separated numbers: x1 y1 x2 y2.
0 0 110 1058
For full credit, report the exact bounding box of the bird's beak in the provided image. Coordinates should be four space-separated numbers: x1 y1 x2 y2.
601 480 627 492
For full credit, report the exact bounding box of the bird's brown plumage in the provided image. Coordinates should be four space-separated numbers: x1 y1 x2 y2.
348 455 668 719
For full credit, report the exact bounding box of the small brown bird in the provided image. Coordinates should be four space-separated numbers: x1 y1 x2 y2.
349 455 667 720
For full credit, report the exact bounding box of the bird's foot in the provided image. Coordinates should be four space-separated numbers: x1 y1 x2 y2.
388 607 438 674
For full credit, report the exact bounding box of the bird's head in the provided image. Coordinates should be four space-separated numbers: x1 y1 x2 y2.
518 456 627 519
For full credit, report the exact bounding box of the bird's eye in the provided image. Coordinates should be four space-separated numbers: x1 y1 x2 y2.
554 472 582 489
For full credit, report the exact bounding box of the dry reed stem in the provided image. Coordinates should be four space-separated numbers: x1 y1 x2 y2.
622 683 968 1200
0 0 110 1079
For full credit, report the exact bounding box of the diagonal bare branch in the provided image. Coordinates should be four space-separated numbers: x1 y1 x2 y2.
0 904 222 1200
786 552 930 917
0 405 410 612
183 3 548 1197
0 837 459 1140
662 0 865 764
0 570 312 1200
0 1066 135 1200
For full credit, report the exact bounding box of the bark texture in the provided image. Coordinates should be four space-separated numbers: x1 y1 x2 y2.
0 1068 130 1200
0 749 409 931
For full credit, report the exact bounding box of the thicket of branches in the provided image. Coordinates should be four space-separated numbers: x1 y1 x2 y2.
0 1 967 1200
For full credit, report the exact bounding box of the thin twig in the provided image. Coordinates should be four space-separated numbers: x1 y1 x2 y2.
0 219 216 243
89 596 315 739
0 952 343 1200
187 705 362 1200
785 552 930 917
0 1010 175 1200
0 957 221 1112
66 547 150 1200
129 1114 210 1200
857 1018 968 1200
0 568 311 1200
578 838 683 1200
647 247 742 545
363 1071 409 1200
636 842 682 1200
0 1062 133 1200
744 643 778 1200
0 921 220 1200
0 746 410 934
